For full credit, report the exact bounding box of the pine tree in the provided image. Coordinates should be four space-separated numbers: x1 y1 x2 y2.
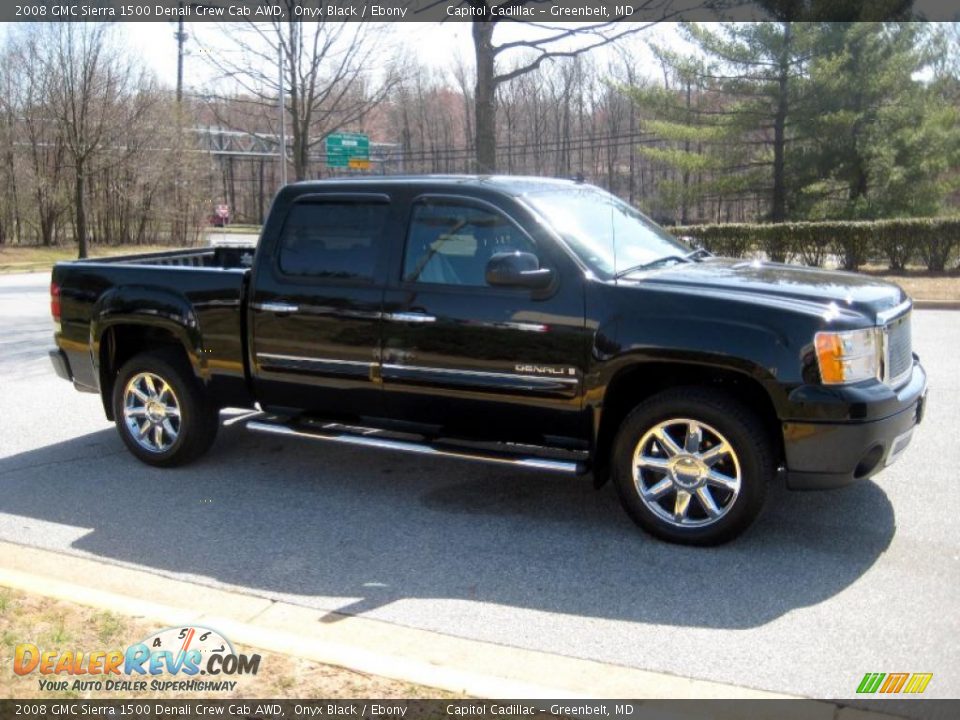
628 22 820 227
626 51 756 225
799 22 960 219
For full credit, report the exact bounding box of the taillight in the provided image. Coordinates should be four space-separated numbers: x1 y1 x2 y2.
50 281 61 322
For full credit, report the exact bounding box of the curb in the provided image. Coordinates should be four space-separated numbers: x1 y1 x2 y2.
0 542 915 719
913 300 960 310
0 541 799 702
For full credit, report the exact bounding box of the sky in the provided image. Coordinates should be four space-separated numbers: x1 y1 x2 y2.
120 20 681 95
3 19 947 96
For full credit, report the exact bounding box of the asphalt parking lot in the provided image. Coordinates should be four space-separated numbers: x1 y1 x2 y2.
1 271 957 704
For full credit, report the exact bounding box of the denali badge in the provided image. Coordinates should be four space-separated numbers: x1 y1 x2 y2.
515 365 577 376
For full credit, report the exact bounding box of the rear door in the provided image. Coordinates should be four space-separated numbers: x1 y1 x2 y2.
248 193 392 418
379 194 591 445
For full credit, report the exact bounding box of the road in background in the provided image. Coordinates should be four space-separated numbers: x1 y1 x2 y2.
206 230 258 247
1 272 957 703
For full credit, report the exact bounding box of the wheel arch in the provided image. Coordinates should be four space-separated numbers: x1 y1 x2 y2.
89 286 205 420
96 320 200 421
591 359 784 487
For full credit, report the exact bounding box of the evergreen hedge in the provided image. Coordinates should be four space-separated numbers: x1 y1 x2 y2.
669 218 960 271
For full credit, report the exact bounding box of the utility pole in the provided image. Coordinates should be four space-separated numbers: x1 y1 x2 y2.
278 43 287 187
175 1 186 103
174 1 187 245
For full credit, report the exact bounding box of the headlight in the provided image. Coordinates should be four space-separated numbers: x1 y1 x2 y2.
814 328 881 385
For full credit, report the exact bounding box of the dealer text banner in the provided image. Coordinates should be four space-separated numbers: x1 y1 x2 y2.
3 700 960 720
4 0 958 23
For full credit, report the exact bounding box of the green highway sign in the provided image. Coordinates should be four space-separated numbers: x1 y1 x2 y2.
326 132 370 169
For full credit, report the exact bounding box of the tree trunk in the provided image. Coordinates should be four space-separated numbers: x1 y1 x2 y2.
849 163 868 202
681 80 692 224
3 134 22 244
293 124 309 181
258 158 265 224
9 153 22 245
473 19 497 173
41 209 55 248
75 159 87 259
771 23 791 223
227 156 237 217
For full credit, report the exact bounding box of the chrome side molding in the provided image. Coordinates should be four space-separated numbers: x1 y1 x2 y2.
252 301 300 314
384 311 437 323
381 363 579 386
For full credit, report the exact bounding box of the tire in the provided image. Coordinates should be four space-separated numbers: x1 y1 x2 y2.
111 350 219 468
611 387 774 546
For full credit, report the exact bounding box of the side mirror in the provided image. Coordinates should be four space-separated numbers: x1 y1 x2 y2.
485 251 553 289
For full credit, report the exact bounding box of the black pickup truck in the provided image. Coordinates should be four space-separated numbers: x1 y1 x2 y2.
49 176 927 544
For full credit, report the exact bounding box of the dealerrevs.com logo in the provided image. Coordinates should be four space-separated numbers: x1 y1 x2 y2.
14 625 260 693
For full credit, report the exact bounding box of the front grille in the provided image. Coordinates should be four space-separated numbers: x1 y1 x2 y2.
884 312 912 386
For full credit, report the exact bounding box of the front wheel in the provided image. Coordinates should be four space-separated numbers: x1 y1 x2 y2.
612 387 774 545
112 350 219 467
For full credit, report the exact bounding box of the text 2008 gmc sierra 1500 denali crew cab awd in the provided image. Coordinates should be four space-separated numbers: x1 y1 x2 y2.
49 176 927 545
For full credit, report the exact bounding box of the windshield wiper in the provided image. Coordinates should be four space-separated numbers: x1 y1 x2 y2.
614 255 689 279
686 248 713 261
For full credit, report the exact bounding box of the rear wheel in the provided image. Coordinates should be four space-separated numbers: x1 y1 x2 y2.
112 350 219 467
612 387 773 545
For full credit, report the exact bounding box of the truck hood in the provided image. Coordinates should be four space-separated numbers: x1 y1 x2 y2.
629 258 907 322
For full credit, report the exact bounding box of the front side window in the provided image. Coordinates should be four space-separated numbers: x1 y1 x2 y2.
278 201 388 280
403 200 536 286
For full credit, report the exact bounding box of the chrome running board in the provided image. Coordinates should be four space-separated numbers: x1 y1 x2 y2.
246 419 587 474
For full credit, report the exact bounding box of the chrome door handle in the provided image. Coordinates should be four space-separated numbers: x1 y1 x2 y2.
385 312 436 323
253 302 300 314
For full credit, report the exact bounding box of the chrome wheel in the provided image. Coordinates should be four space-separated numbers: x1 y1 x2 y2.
632 418 741 528
122 372 181 453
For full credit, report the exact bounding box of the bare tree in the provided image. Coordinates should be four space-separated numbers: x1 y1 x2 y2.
0 26 209 251
202 6 399 181
3 32 68 247
452 54 476 165
440 0 692 172
37 24 158 258
0 57 24 245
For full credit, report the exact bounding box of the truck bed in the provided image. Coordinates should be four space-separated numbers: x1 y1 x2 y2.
52 248 253 408
74 245 255 270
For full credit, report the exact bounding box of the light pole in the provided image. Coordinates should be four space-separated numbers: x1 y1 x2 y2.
278 44 287 187
174 2 208 103
175 2 187 103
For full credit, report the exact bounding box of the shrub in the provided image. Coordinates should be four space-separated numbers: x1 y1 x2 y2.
671 218 960 271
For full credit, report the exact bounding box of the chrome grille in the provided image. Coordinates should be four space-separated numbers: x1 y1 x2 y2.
883 311 912 386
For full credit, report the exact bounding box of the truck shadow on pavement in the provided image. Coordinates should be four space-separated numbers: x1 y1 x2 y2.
0 420 895 630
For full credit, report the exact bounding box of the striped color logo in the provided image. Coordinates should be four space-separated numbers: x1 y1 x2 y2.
857 672 933 694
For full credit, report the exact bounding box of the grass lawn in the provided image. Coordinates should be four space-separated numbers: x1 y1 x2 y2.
862 266 960 303
0 587 452 700
213 224 262 234
0 245 186 274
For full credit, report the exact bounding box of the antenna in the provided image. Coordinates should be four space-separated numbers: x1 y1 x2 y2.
611 196 618 282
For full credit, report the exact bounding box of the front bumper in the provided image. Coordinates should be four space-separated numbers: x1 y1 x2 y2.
784 361 927 490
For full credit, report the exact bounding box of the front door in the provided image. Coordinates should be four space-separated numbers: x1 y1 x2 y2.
380 195 590 445
249 193 392 418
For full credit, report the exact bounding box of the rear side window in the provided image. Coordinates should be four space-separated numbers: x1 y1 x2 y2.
278 201 388 280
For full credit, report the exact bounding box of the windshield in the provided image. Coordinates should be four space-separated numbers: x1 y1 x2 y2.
524 187 689 278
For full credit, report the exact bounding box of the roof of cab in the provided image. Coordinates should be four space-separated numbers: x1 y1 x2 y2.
287 174 585 196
